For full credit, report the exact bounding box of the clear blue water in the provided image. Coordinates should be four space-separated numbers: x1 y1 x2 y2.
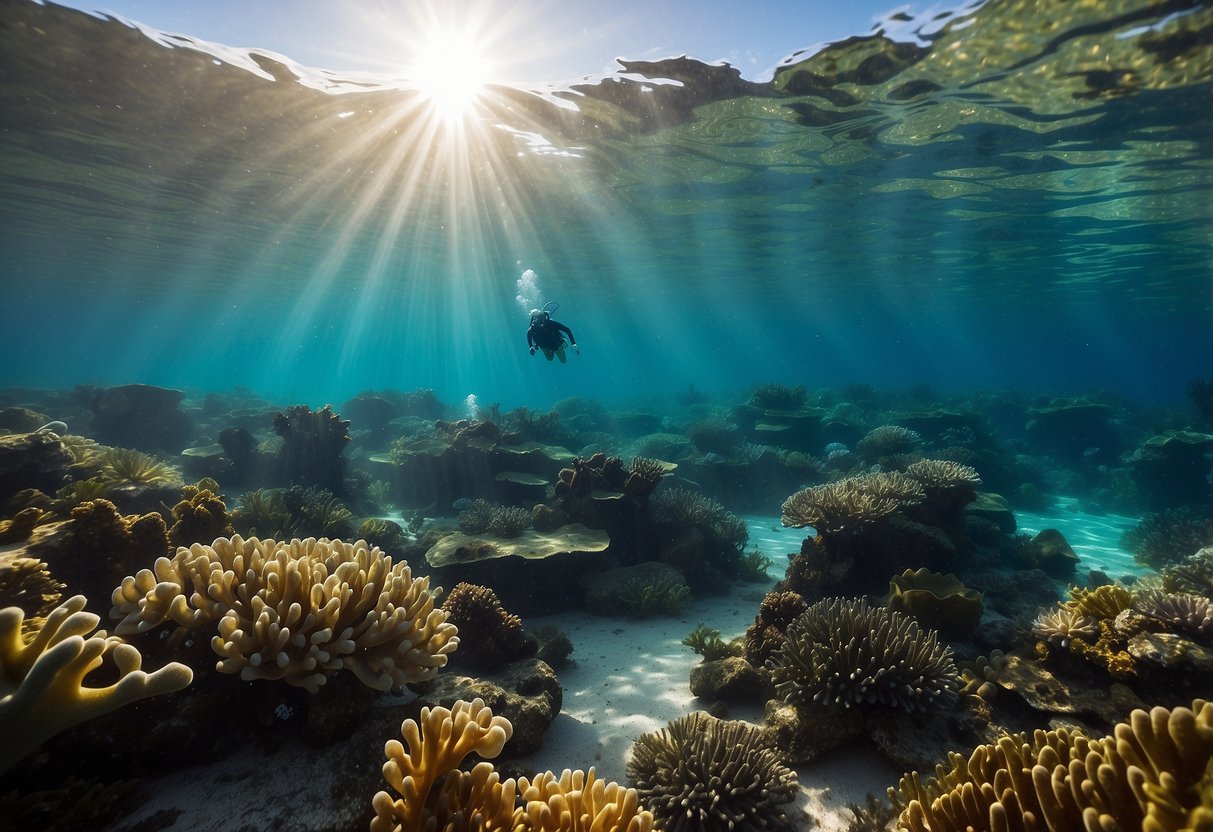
1 0 1210 409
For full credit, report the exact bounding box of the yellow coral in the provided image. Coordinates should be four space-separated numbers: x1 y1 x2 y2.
110 535 458 692
1066 584 1133 619
0 595 193 773
371 698 653 832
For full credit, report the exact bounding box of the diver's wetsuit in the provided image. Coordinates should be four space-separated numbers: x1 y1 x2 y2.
527 318 577 362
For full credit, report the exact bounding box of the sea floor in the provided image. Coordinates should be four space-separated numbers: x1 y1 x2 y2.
112 498 1143 831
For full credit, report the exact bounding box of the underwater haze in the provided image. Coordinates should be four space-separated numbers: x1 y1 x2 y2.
1 0 1211 407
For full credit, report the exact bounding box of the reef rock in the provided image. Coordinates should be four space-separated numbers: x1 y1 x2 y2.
1127 631 1213 674
761 700 864 765
0 406 48 433
1126 430 1213 510
689 656 773 704
1031 528 1080 578
409 657 561 756
0 432 72 505
90 384 193 453
965 492 1016 534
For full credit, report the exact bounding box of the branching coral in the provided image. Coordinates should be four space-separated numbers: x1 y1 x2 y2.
372 698 652 832
652 488 749 557
1031 605 1099 648
856 425 922 462
780 471 926 536
458 498 496 534
231 489 292 538
1134 589 1213 639
627 711 797 832
0 556 64 640
110 535 458 692
0 595 193 773
441 582 530 668
891 700 1213 832
903 459 981 504
768 597 959 714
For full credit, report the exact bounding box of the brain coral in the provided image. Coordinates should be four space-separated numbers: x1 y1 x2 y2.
768 597 959 714
627 711 797 832
892 699 1213 832
780 472 925 536
110 535 458 692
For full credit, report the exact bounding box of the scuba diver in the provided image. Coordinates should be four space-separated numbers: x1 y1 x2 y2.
526 301 579 363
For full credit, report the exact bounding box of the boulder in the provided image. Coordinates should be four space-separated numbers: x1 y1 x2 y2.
0 432 71 505
91 384 193 453
689 656 772 704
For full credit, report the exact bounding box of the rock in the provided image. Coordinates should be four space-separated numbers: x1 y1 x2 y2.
0 406 48 433
689 657 773 703
409 658 561 756
1126 430 1213 510
966 492 1016 534
761 700 863 765
1127 632 1213 674
91 384 193 453
1031 529 1080 578
866 698 1001 772
1024 400 1123 465
0 432 72 505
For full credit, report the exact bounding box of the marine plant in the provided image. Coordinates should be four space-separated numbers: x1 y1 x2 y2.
737 550 774 582
371 698 652 832
749 382 808 411
110 535 458 692
627 711 798 832
617 574 691 618
680 624 735 662
53 477 111 510
768 597 959 714
231 488 292 538
441 582 530 669
891 700 1213 832
57 433 101 467
95 447 180 486
0 595 194 773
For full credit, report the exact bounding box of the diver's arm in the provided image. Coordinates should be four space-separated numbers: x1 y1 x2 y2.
527 328 537 348
554 322 576 345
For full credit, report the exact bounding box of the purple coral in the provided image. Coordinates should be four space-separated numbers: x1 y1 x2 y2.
1134 589 1213 638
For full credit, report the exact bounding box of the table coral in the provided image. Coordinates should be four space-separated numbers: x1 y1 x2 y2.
0 594 193 773
110 535 458 692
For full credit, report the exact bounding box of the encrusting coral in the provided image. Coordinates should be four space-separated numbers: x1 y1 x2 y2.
110 535 458 692
371 697 652 832
0 595 193 773
167 486 234 548
891 699 1213 832
627 711 797 832
768 597 959 714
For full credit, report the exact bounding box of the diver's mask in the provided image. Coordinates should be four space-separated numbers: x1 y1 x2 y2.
530 309 549 324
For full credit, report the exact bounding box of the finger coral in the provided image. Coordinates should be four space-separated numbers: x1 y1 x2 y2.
768 597 959 714
627 711 797 832
780 472 925 536
371 698 652 832
892 699 1213 832
110 535 458 692
0 594 193 773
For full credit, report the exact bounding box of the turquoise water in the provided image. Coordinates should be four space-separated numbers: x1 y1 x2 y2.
1 0 1210 408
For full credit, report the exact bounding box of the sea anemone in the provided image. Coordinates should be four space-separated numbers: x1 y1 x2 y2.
1031 605 1099 648
628 712 798 832
768 597 959 714
1133 589 1213 638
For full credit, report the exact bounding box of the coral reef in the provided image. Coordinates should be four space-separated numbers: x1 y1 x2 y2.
856 425 922 464
272 404 351 494
1065 583 1132 619
372 698 651 832
0 555 64 639
891 700 1213 832
110 535 458 692
59 498 169 603
441 582 532 669
167 485 234 548
357 517 408 554
617 573 691 618
749 382 808 412
0 595 193 772
780 471 925 536
768 597 959 714
90 384 193 454
627 711 797 832
1123 507 1213 571
94 447 180 486
744 589 808 666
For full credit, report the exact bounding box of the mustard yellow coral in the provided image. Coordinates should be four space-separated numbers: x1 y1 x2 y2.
110 535 458 692
371 698 653 832
0 595 193 773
